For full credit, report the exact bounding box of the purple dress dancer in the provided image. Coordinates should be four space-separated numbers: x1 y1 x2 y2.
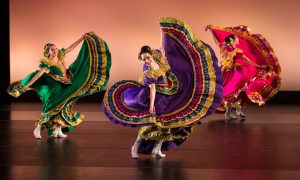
103 17 223 158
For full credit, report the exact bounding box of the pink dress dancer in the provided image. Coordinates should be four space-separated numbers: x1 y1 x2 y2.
206 25 281 120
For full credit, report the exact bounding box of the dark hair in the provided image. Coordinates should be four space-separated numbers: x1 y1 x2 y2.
224 34 237 44
138 45 152 60
43 43 54 58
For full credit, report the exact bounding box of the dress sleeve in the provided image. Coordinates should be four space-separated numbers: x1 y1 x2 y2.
144 76 158 84
143 70 166 85
235 48 244 58
153 49 170 71
39 60 49 70
57 48 66 59
61 48 66 56
143 68 157 84
220 44 227 58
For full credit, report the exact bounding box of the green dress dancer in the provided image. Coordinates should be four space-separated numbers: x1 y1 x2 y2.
8 32 111 138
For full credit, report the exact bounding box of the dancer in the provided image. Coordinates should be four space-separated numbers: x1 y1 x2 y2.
103 17 223 158
206 25 281 120
8 32 111 138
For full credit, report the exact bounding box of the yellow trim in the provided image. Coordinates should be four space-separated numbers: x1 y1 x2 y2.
39 34 95 117
7 80 33 98
208 25 281 101
90 34 109 94
155 31 216 127
103 17 218 128
103 93 153 124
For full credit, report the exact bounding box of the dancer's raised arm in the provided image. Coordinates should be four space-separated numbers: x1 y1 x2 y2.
159 29 166 57
65 34 85 54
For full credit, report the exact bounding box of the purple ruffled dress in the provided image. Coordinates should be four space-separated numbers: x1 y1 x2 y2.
103 17 223 154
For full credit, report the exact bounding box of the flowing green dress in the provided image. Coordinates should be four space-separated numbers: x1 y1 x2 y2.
8 32 111 135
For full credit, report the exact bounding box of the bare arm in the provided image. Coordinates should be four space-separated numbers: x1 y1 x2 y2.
61 61 68 77
149 83 156 113
204 25 211 32
218 43 228 67
64 34 85 54
23 69 48 89
241 55 262 68
212 33 220 47
159 29 166 57
205 25 220 46
220 43 227 58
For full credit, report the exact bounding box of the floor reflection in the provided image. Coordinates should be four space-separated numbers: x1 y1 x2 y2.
134 158 185 180
38 138 79 180
1 103 300 179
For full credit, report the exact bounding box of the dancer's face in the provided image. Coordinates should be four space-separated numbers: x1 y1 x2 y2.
141 53 153 66
48 45 58 58
232 37 239 47
234 37 239 45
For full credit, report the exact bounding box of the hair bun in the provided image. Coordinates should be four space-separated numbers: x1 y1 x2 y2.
224 34 237 44
138 45 152 60
140 45 151 53
43 43 54 58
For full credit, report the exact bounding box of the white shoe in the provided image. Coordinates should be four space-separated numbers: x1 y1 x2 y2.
152 150 166 159
57 126 67 138
131 136 142 159
236 111 246 118
225 111 237 120
229 113 238 120
152 140 165 159
225 112 237 120
131 145 139 159
225 105 237 120
225 111 231 120
53 126 67 138
33 125 42 139
236 106 246 118
53 128 58 138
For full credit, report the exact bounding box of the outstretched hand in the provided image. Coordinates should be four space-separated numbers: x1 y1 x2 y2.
81 34 86 40
260 65 268 70
205 25 212 31
149 106 156 113
22 86 29 91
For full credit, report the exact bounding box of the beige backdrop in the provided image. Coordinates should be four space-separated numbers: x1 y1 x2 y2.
10 0 300 90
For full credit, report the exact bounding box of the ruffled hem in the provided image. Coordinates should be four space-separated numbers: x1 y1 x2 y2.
7 81 31 98
208 25 281 112
102 17 223 128
137 124 195 154
8 32 111 131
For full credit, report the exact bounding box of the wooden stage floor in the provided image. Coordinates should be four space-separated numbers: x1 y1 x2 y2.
0 103 299 180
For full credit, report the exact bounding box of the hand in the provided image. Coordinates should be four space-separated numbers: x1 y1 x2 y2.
149 106 155 113
260 65 268 70
205 25 212 31
81 34 86 40
22 86 29 91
